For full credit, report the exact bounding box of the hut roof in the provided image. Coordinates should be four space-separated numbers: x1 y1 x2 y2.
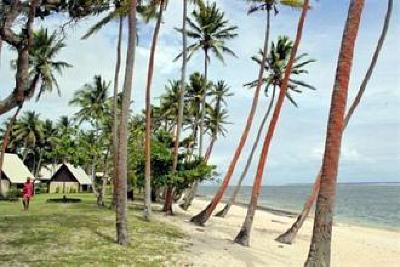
52 164 92 185
2 153 34 183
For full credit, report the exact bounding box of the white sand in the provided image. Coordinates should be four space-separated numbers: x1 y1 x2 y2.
156 198 400 267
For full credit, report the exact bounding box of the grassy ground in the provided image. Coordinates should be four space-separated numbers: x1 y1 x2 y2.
0 193 187 267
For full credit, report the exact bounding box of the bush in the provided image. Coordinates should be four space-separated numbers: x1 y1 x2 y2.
69 188 76 194
7 187 21 199
55 187 60 193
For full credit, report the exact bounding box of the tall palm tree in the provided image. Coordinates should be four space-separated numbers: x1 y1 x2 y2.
216 36 315 218
190 0 304 226
12 111 44 161
233 0 310 246
277 0 393 248
69 75 110 206
115 0 137 246
176 1 238 158
29 27 72 101
171 0 205 217
143 0 168 220
304 1 365 265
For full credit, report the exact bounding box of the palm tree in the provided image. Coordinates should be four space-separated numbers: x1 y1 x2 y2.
233 0 310 246
115 0 137 246
304 1 365 265
12 111 44 161
29 27 72 101
176 1 238 158
276 0 393 249
216 36 315 218
190 0 304 226
143 0 168 220
171 0 205 219
180 80 231 211
69 75 110 206
204 81 232 161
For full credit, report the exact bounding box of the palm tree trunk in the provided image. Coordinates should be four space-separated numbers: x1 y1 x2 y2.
115 0 137 246
173 0 189 211
191 8 272 226
234 0 310 246
204 136 216 162
0 106 22 197
172 0 188 178
199 49 208 158
144 4 164 220
278 0 392 246
304 1 364 265
215 85 276 218
34 148 43 178
111 16 123 210
0 37 2 70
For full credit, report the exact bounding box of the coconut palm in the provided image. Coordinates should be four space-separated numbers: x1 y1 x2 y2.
233 0 310 246
143 0 169 220
171 0 205 220
190 0 304 226
176 1 238 158
304 1 365 265
69 75 110 206
204 81 232 161
180 80 232 211
69 75 110 127
115 0 138 245
29 27 72 101
12 111 44 161
216 36 315 218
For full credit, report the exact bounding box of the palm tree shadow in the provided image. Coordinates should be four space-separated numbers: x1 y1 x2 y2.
93 229 115 244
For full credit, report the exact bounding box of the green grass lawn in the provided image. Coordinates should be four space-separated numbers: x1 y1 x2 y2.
0 193 187 267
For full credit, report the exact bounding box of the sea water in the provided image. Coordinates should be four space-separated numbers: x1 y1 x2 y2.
198 183 400 230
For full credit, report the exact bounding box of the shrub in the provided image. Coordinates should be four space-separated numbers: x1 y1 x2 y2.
55 187 60 193
7 187 21 199
69 188 76 194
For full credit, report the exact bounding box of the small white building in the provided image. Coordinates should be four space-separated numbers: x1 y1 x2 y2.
48 163 92 193
0 153 34 196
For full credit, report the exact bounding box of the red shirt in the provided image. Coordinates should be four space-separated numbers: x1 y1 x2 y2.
22 182 34 198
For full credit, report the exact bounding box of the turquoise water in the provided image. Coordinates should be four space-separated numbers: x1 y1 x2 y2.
198 184 400 230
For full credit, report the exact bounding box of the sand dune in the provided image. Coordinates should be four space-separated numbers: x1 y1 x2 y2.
156 198 400 267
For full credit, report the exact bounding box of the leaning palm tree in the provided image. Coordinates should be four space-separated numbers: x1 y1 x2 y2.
143 0 168 220
304 1 365 265
216 36 316 218
277 0 393 245
190 0 304 226
233 0 310 246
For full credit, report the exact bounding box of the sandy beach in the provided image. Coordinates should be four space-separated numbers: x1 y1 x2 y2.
156 198 400 267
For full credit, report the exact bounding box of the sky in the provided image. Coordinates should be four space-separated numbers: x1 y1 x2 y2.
1 0 399 185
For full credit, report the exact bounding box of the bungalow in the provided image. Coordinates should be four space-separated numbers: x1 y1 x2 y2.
48 163 92 193
0 153 34 196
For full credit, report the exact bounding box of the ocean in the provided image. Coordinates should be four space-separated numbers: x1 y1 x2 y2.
198 183 400 230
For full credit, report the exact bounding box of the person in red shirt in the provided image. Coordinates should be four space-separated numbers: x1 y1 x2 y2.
22 177 34 211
